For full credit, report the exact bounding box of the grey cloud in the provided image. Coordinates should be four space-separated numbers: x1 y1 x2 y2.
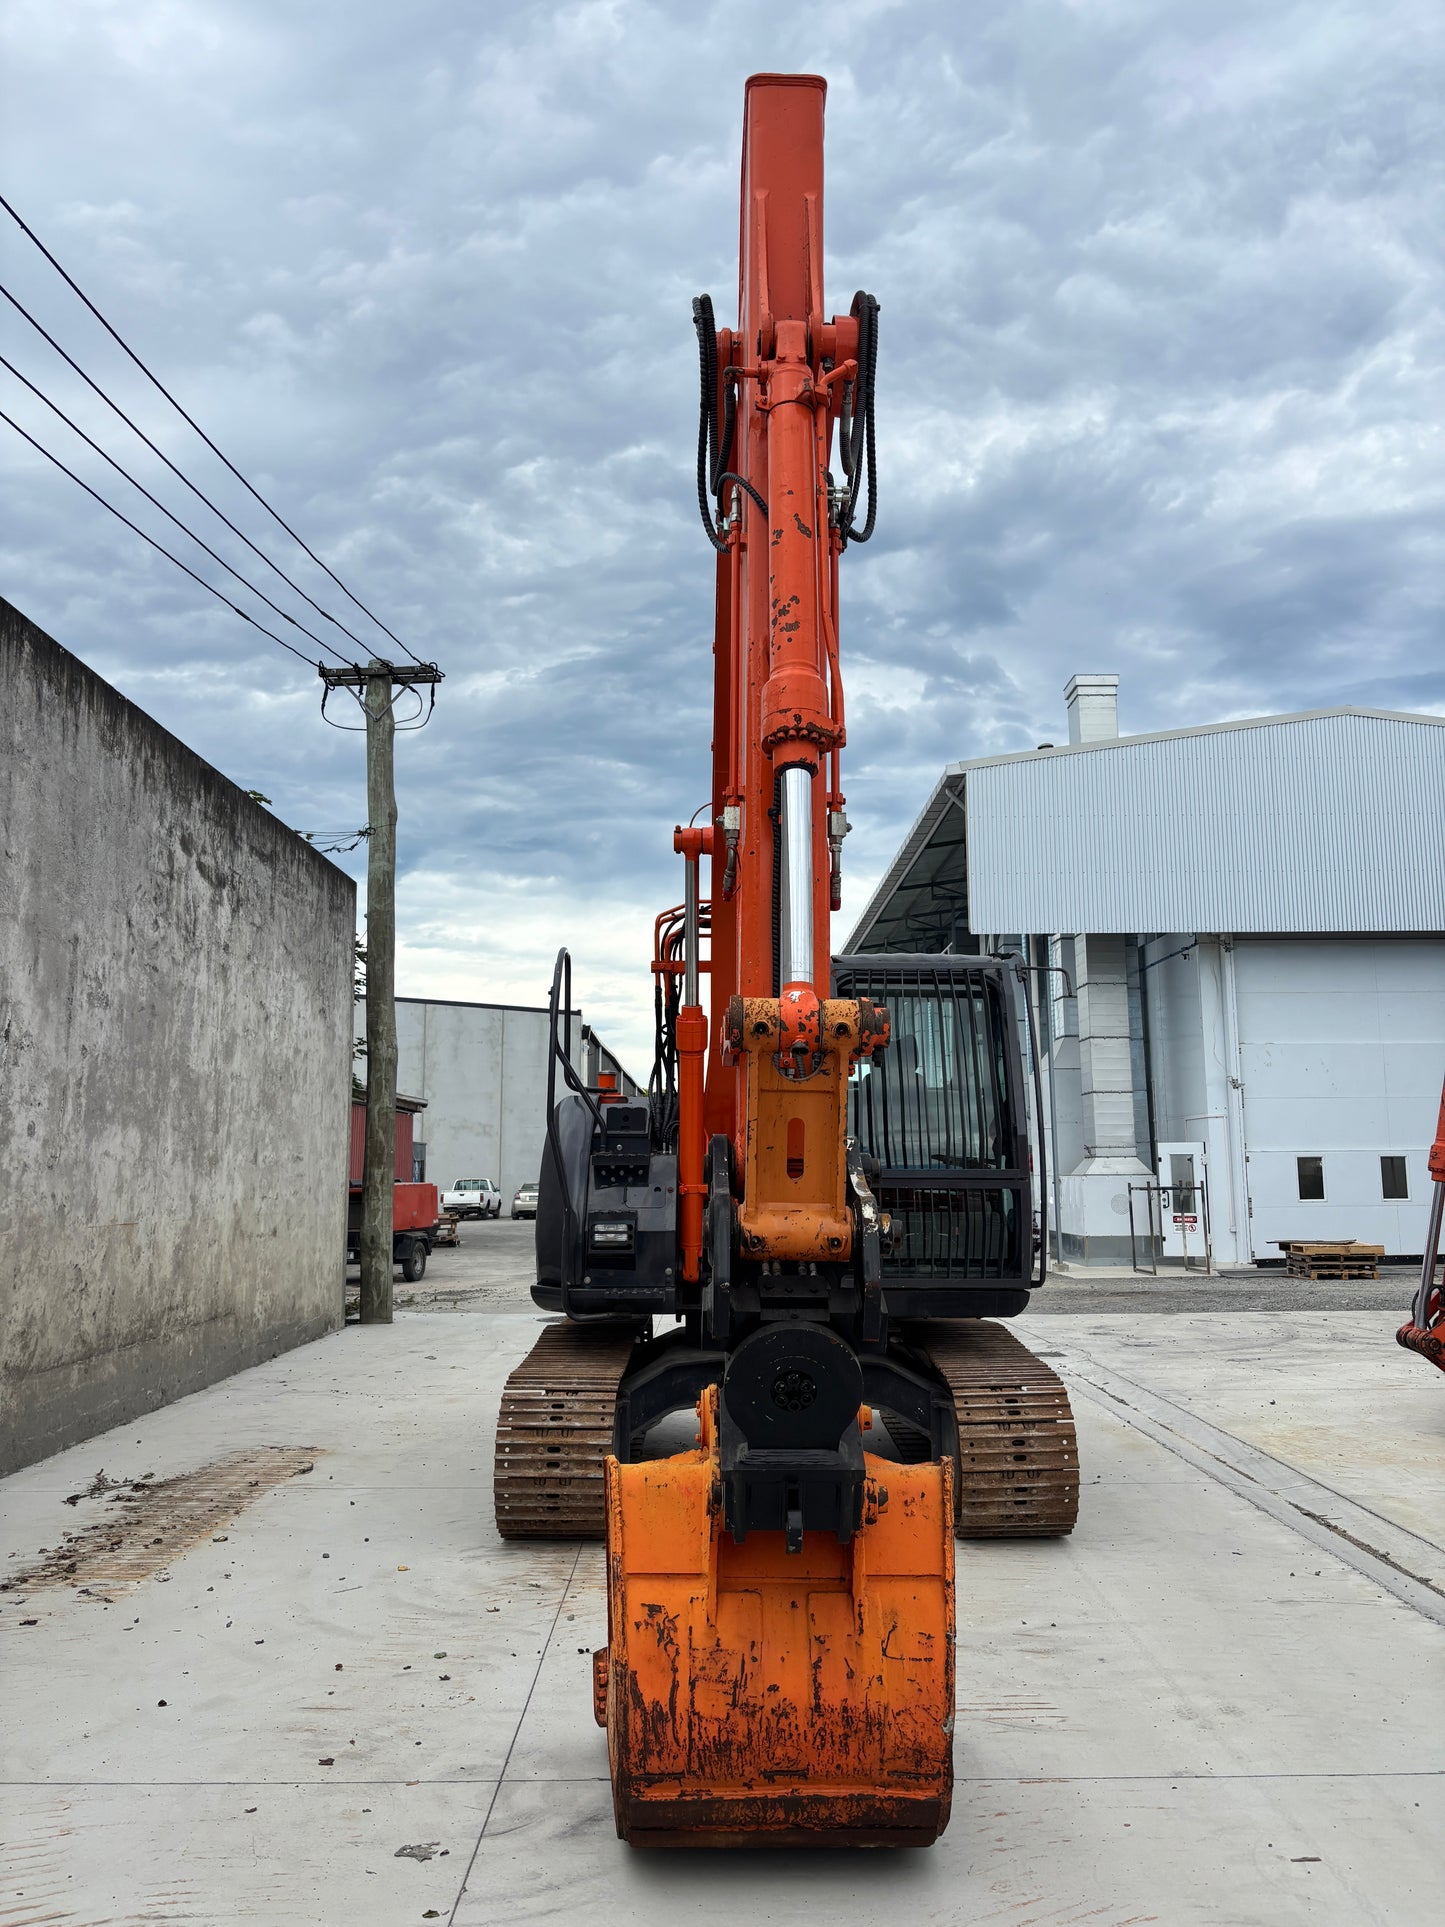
3 0 1443 1068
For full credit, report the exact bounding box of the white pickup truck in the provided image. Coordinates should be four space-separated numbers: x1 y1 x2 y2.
442 1177 501 1220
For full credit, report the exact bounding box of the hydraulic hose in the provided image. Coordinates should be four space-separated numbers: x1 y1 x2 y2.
839 291 879 546
692 295 728 551
694 289 873 547
692 295 755 548
716 469 767 516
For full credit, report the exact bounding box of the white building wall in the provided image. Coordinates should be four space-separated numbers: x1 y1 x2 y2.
1138 935 1445 1263
1141 939 1242 1256
373 997 639 1208
965 710 1445 936
1200 941 1253 1263
385 999 578 1208
1143 939 1207 1146
498 1006 557 1199
1047 1034 1084 1178
1230 938 1445 1257
853 689 1445 1271
1046 937 1085 1170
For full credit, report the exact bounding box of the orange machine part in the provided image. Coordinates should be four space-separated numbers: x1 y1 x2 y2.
1397 1073 1445 1371
703 72 861 1154
724 991 884 1261
1398 1294 1445 1371
596 1388 956 1848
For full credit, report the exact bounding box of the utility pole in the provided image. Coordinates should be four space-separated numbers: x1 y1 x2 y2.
320 657 443 1323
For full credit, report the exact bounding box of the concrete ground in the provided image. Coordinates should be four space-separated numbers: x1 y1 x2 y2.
371 1218 1426 1316
4 1223 1442 1926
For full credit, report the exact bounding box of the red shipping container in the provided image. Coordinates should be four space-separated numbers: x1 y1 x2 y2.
349 1098 420 1186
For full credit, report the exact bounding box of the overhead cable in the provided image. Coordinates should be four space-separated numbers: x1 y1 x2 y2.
0 280 371 659
0 351 350 664
0 193 428 668
0 406 321 669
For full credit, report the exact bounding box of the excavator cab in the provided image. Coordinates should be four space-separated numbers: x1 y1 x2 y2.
834 952 1040 1319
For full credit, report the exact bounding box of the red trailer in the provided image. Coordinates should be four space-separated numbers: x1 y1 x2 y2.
347 1091 439 1281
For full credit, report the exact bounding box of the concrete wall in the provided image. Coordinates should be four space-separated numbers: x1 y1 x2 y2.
0 599 356 1473
390 998 565 1205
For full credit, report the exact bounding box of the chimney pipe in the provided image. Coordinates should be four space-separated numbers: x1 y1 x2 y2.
1064 673 1119 745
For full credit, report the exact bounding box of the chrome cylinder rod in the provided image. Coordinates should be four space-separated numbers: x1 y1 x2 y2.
683 849 700 1007
1413 1179 1444 1329
779 763 815 986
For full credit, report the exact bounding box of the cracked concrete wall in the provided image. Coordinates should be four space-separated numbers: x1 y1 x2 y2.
0 599 355 1473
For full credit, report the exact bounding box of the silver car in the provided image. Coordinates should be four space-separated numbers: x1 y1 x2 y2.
511 1181 540 1220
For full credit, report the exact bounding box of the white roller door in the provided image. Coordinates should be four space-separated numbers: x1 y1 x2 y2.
1232 938 1445 1257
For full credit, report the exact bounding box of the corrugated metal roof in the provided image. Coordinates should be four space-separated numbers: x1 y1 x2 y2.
846 777 970 953
848 707 1445 943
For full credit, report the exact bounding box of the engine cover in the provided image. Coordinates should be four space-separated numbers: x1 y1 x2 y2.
533 1091 679 1315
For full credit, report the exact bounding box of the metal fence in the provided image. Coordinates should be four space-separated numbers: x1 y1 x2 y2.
1127 1174 1213 1275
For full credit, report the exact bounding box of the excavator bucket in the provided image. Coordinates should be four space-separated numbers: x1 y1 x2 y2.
594 1388 955 1847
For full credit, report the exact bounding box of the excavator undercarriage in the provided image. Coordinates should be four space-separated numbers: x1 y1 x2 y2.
495 1317 1078 1546
492 75 1080 1848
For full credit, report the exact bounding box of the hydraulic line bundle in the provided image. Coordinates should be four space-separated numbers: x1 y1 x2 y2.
494 74 1079 1847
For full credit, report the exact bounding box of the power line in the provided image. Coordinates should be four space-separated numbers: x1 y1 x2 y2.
0 351 352 665
318 664 440 733
0 405 321 669
298 825 373 852
0 192 429 668
0 279 374 659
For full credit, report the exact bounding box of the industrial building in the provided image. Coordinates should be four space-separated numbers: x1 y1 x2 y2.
366 995 639 1206
848 675 1445 1266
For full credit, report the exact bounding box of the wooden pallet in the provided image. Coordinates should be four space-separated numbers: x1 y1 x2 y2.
1279 1240 1383 1281
1289 1263 1381 1280
431 1212 461 1248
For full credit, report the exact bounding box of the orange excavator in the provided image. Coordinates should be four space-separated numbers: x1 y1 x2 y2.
494 74 1078 1847
1397 1074 1445 1372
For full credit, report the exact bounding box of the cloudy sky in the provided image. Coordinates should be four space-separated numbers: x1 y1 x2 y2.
3 0 1442 1072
